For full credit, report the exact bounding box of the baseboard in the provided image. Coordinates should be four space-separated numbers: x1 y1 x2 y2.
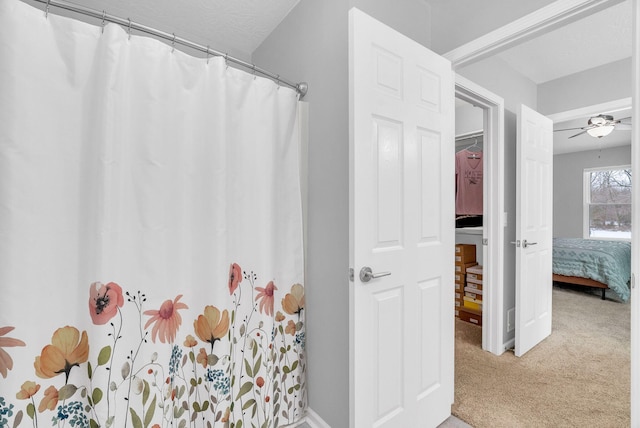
305 407 331 428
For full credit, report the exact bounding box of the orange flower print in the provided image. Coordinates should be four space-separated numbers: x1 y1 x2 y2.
282 283 305 317
16 380 40 399
183 334 198 348
221 407 230 422
143 295 188 344
256 376 264 388
193 306 229 352
88 281 124 325
196 348 208 368
0 326 26 378
228 263 242 295
275 311 286 322
38 385 59 412
34 326 89 384
285 320 296 336
255 281 277 316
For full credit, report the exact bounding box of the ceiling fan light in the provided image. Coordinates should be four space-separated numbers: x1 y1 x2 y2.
586 125 615 138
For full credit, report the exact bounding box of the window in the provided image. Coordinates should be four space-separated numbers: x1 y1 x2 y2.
584 166 631 240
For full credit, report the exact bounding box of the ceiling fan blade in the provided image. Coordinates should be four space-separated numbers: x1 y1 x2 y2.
569 129 589 138
614 123 632 130
554 126 586 132
615 116 632 123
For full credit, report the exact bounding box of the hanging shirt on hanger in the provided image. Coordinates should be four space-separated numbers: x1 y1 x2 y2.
455 149 483 216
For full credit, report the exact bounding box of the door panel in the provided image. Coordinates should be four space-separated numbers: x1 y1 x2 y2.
515 104 553 357
349 8 454 427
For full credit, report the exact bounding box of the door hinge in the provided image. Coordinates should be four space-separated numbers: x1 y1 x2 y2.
349 267 354 282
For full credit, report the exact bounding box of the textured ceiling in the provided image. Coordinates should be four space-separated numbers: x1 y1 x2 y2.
28 0 300 60
496 0 632 84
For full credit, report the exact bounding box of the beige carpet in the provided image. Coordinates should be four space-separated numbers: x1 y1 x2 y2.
452 285 630 428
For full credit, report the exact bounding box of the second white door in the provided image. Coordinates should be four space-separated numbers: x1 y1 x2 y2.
515 104 553 357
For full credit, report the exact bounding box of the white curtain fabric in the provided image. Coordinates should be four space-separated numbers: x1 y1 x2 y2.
0 1 306 427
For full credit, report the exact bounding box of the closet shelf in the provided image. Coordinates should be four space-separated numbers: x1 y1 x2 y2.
456 226 483 235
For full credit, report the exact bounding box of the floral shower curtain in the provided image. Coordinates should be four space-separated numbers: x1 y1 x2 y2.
0 1 306 427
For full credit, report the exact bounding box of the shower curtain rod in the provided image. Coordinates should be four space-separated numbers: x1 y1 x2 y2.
33 0 309 98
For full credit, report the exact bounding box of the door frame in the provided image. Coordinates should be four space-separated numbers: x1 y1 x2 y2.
444 0 638 423
444 0 627 68
455 75 505 355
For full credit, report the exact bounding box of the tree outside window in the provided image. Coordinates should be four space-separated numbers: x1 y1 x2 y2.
584 166 631 240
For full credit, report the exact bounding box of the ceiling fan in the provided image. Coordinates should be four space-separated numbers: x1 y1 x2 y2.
554 114 632 138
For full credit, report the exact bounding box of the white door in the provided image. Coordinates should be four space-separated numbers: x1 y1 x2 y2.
515 104 553 357
349 8 455 427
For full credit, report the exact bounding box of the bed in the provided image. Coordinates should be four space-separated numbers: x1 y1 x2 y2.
552 238 631 302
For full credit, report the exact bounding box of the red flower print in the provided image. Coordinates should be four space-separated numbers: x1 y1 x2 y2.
38 385 59 412
285 320 297 336
228 263 242 295
255 281 277 316
256 376 264 388
0 326 26 379
196 348 208 368
88 282 124 325
143 295 188 344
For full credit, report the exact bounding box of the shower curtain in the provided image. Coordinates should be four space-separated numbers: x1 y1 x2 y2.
0 1 305 427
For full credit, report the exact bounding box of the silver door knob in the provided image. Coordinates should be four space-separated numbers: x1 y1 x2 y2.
523 240 537 248
359 266 391 282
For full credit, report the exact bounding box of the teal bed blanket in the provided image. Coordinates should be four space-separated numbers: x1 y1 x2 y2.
552 238 631 302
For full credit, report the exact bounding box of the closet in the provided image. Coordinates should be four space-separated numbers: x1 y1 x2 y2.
454 99 484 330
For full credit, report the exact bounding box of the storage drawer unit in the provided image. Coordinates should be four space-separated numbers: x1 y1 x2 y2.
459 308 482 326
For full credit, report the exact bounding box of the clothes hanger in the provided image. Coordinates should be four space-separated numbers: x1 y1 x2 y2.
465 137 481 159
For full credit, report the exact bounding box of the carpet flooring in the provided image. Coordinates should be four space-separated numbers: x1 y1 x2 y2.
452 285 630 427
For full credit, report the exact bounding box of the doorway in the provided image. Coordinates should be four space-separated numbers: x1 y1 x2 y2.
445 0 638 423
455 76 506 355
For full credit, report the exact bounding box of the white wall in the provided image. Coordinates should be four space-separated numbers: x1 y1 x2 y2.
554 145 632 238
252 2 432 426
458 56 538 113
456 102 484 136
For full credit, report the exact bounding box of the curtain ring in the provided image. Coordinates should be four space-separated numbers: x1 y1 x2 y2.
252 65 257 80
127 18 132 40
45 0 50 18
101 11 106 33
224 53 229 69
276 75 281 90
171 33 176 53
206 45 210 64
